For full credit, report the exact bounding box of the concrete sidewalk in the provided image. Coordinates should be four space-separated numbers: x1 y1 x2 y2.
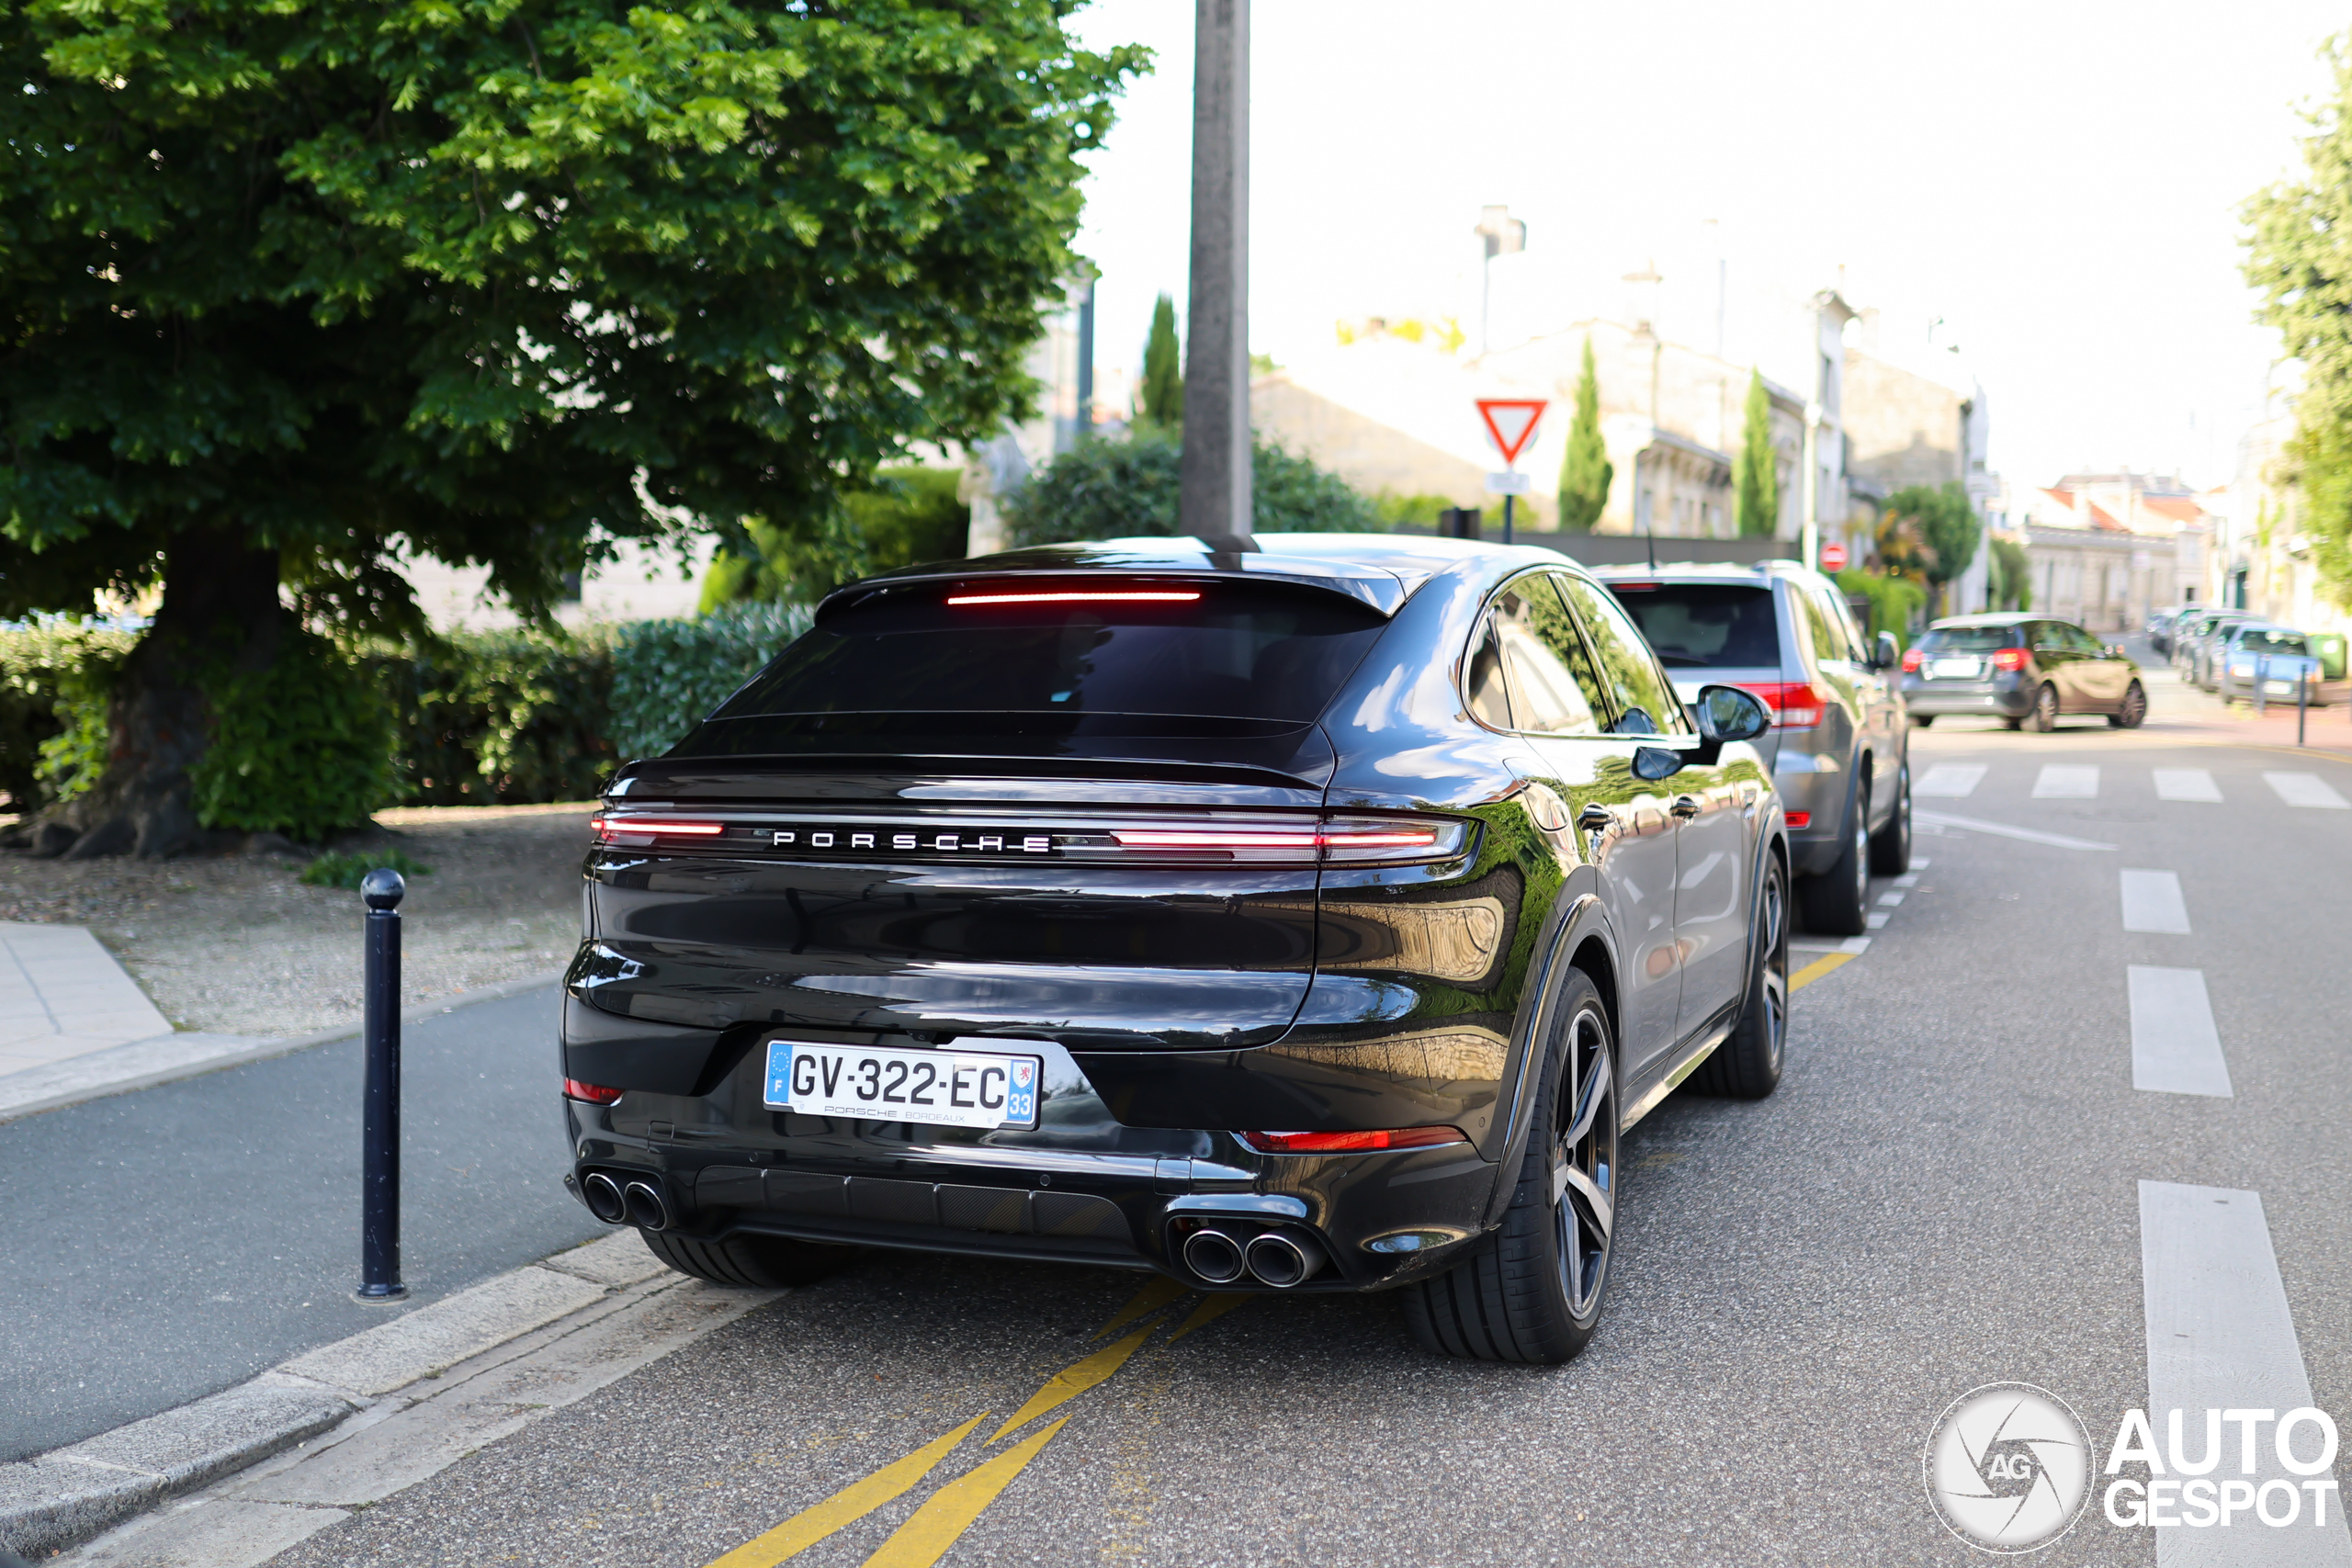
0 983 600 1465
0 922 173 1075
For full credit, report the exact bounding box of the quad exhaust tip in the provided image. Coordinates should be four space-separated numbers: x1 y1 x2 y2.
1181 1227 1247 1284
1245 1230 1327 1289
621 1179 671 1232
581 1172 627 1224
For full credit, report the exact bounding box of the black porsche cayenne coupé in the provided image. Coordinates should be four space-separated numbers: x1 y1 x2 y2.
561 534 1789 1363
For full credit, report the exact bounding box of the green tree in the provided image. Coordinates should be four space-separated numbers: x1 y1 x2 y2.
1734 370 1781 537
1140 293 1185 425
702 468 970 608
1986 536 2034 611
1882 482 1982 596
1555 336 1612 533
2245 35 2352 604
0 0 1143 856
1002 429 1382 545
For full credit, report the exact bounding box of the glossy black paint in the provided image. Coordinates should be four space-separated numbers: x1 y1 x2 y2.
562 536 1787 1293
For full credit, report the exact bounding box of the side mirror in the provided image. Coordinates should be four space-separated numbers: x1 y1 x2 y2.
1692 684 1770 744
1875 631 1901 671
1634 746 1687 782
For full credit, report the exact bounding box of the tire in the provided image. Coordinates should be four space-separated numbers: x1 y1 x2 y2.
1690 852 1787 1099
1869 758 1912 875
2004 716 2024 731
2111 682 2147 728
1910 715 1935 728
2027 682 2060 732
639 1228 856 1288
1796 778 1870 936
1402 970 1617 1365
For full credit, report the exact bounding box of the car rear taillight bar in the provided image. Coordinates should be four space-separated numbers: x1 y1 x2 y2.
944 591 1202 605
1239 1126 1467 1154
1990 647 2030 671
1732 681 1826 729
588 811 1472 866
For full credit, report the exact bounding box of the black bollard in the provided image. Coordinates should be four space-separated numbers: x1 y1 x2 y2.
356 868 407 1303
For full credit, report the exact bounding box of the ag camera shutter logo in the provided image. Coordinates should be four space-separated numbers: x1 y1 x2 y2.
1924 1382 2093 1552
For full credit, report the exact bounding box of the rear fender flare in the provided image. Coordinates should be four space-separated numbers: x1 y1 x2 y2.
1480 890 1612 1230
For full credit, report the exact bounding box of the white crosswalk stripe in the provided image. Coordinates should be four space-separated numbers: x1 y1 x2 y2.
2266 772 2350 809
2121 870 2191 934
2154 767 2223 802
1916 764 1985 797
2033 764 2099 798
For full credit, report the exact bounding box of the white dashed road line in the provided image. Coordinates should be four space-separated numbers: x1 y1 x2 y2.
1914 811 2117 852
2155 768 2224 803
2033 764 2100 798
2138 1181 2352 1563
1916 764 1986 797
2129 967 2233 1098
2121 870 2193 935
2266 773 2351 810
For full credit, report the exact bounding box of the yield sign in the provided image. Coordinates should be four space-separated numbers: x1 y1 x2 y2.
1476 398 1549 466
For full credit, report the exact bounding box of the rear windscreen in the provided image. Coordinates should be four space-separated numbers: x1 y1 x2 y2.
1919 626 2023 652
1606 583 1779 669
708 581 1387 726
2238 629 2308 657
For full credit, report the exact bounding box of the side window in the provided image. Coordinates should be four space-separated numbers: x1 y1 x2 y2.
2071 626 2108 656
1805 584 1862 663
1556 574 1689 736
1464 615 1514 730
1491 581 1601 736
2030 621 2067 654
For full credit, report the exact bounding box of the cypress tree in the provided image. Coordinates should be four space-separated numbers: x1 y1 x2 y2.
1735 369 1781 537
1555 336 1612 532
1140 293 1184 426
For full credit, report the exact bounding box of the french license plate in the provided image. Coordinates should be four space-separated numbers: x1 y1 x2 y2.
763 1041 1040 1129
2264 679 2298 695
1930 657 1981 679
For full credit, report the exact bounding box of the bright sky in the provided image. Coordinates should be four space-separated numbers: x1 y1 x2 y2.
1069 0 2347 492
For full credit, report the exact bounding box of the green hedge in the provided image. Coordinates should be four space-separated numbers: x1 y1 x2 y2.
1835 570 1929 651
0 604 813 826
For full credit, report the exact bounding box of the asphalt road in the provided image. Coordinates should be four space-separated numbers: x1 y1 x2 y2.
223 665 2352 1567
1 984 600 1461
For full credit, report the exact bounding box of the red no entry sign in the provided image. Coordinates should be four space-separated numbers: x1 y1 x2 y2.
1820 542 1849 571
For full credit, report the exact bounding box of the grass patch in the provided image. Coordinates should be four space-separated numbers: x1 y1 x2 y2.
299 848 434 890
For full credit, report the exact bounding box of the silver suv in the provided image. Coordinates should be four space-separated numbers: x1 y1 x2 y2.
1590 560 1909 935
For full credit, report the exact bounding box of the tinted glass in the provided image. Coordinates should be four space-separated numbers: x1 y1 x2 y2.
1805 584 1864 661
2068 626 2109 656
1464 617 1514 729
1556 574 1687 735
2239 628 2309 657
1492 581 1601 736
1606 582 1780 669
2030 622 2070 652
1918 626 2024 652
716 582 1385 725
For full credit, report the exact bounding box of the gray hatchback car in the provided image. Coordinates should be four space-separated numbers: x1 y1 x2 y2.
1592 561 1909 936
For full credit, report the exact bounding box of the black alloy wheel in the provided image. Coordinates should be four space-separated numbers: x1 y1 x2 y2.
2110 682 2148 728
1869 758 1912 875
1403 970 1618 1364
1797 778 1871 936
2028 682 2061 732
1691 852 1788 1099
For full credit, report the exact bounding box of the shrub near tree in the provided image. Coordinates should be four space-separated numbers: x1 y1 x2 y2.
1139 295 1186 426
0 0 1142 855
1001 430 1383 546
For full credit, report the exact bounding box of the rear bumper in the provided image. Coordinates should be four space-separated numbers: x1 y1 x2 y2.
560 1013 1507 1293
1900 677 2032 717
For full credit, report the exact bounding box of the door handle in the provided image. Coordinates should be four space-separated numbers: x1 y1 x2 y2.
1670 795 1702 818
1576 803 1615 832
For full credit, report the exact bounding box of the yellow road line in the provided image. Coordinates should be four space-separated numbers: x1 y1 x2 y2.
860 1417 1072 1568
704 1413 988 1568
988 1325 1155 1444
1093 1275 1188 1339
1791 952 1855 990
1167 1292 1251 1342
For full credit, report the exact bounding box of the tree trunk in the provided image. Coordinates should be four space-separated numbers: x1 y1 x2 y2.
54 531 284 859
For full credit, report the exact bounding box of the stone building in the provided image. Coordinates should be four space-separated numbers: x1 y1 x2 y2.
2011 475 2209 633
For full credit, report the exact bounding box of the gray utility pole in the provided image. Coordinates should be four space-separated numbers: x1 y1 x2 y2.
1178 0 1250 546
1475 206 1526 356
1074 265 1096 445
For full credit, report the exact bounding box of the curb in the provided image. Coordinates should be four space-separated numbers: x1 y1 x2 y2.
0 970 567 1127
0 1229 661 1560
